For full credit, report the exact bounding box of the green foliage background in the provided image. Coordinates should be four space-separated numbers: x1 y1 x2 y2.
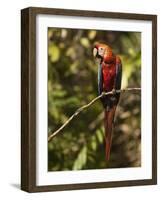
48 28 141 171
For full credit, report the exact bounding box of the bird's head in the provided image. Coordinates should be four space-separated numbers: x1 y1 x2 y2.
93 43 113 64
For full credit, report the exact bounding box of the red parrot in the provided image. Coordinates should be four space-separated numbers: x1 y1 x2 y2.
93 43 122 160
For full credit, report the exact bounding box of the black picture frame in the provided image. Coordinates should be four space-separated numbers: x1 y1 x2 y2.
21 7 157 192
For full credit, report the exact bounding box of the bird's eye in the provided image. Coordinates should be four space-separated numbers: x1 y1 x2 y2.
98 47 104 56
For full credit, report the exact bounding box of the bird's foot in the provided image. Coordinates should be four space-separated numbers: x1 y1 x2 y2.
111 89 116 95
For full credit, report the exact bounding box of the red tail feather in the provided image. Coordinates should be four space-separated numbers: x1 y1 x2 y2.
104 106 116 160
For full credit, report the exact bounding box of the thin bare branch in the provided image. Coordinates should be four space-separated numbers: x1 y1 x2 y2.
48 88 141 142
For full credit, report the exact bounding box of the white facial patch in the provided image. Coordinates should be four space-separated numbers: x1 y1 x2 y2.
98 47 105 57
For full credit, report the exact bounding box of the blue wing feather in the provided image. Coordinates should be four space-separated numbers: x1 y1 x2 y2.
98 64 103 95
115 62 122 90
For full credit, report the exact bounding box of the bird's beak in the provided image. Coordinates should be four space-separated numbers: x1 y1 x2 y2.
93 47 98 58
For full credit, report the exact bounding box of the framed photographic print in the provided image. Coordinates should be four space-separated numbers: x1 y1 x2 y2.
21 7 157 192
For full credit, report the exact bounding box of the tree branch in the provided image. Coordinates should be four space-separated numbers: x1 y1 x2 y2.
48 88 141 142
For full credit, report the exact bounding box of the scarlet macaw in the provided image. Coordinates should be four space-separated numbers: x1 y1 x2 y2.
93 43 122 160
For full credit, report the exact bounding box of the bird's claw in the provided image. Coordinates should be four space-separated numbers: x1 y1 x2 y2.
112 89 116 95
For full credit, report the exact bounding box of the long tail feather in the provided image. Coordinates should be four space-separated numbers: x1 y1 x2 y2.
104 106 116 160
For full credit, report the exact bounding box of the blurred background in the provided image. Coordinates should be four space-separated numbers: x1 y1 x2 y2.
48 28 141 171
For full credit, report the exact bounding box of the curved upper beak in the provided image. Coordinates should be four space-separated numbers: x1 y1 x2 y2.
93 47 98 58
